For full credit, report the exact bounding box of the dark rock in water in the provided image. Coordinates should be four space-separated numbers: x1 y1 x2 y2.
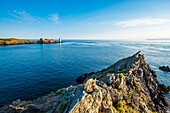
159 66 170 72
158 84 170 93
0 51 169 113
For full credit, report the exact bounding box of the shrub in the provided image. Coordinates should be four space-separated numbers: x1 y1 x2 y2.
117 101 126 108
55 89 63 95
119 73 124 78
118 107 125 113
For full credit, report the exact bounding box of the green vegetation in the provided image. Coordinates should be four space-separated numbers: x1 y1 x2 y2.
113 100 140 113
55 89 63 95
119 73 124 78
122 69 126 73
125 93 129 98
0 38 12 41
118 107 125 113
115 100 126 113
0 38 22 41
117 100 126 108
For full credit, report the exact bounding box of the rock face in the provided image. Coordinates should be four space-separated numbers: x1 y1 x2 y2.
0 51 169 113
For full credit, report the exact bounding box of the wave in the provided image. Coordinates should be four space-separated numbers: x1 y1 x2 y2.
63 41 114 47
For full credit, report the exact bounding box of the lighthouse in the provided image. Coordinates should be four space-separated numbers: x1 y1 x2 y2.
59 38 62 43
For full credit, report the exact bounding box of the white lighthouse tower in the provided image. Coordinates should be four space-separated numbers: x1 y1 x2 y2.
59 38 62 43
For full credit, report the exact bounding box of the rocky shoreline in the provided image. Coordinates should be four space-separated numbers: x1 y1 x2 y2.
0 38 61 46
0 51 169 113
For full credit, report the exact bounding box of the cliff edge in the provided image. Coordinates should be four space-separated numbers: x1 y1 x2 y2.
0 51 169 113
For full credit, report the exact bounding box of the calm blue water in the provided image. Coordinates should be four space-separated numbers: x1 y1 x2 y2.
0 40 170 105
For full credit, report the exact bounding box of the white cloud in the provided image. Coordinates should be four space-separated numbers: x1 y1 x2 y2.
115 18 170 27
100 21 114 25
48 13 60 24
9 10 37 21
8 10 60 24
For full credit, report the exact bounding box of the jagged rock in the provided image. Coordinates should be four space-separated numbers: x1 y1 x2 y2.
0 51 169 113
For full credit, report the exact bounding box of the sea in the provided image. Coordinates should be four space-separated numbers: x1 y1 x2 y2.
0 39 170 105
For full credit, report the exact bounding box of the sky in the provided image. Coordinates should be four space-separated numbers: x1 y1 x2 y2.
0 0 170 40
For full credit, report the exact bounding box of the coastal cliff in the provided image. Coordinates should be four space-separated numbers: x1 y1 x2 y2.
0 38 60 46
0 52 169 113
0 38 36 46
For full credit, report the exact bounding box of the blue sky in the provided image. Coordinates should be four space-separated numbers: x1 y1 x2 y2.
1 0 170 39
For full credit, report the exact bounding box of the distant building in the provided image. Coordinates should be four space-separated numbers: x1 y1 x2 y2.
39 38 44 44
59 38 62 43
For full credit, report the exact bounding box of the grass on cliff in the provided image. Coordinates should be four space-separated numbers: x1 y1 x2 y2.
55 89 63 95
113 100 139 113
0 38 20 41
119 73 124 78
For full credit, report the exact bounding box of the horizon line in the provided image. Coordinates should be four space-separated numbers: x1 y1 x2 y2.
0 37 170 41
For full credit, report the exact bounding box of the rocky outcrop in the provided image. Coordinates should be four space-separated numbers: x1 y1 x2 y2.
0 38 60 46
0 38 30 46
0 51 169 113
0 38 39 46
37 38 55 44
159 66 170 72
